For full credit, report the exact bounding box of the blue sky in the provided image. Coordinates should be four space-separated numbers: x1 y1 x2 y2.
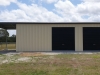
0 0 82 11
0 0 100 35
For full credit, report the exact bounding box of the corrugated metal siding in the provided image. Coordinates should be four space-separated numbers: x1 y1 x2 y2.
16 23 100 51
16 24 52 51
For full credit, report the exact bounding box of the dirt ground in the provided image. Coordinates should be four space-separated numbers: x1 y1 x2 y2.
1 51 100 75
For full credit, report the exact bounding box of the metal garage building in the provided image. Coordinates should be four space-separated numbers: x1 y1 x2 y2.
0 22 100 52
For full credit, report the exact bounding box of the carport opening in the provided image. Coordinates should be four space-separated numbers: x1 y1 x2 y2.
52 27 75 51
83 27 100 50
0 30 16 51
0 23 16 51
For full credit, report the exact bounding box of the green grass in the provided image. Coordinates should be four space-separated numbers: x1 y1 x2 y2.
0 44 16 50
0 54 100 75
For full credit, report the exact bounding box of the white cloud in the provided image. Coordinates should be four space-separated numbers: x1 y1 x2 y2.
0 0 17 6
54 0 75 15
54 0 100 21
82 0 100 2
0 2 65 22
77 1 100 15
54 0 84 21
75 0 100 22
42 0 58 3
0 0 100 22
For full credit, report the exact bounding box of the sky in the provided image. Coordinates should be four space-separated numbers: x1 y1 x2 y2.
0 0 100 36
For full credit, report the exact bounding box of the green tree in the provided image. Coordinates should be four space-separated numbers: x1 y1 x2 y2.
0 28 9 42
0 28 9 37
9 34 16 42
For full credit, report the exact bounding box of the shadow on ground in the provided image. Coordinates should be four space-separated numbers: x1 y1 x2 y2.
0 50 16 54
0 50 100 55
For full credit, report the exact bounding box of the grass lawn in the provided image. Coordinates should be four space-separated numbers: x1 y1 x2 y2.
0 44 16 50
0 54 100 75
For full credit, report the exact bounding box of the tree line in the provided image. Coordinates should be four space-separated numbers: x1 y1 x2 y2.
0 34 16 42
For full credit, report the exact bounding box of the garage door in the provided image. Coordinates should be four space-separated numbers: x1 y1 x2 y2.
83 27 100 50
52 27 75 50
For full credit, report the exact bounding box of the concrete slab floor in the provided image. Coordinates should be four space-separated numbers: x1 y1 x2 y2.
0 50 100 55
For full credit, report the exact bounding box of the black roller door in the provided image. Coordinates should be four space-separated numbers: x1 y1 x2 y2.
83 27 100 50
52 27 75 51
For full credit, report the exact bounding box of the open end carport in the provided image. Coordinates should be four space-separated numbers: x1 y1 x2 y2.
52 27 75 51
0 22 16 50
83 27 100 51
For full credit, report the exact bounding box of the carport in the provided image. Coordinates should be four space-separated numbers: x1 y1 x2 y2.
0 22 16 50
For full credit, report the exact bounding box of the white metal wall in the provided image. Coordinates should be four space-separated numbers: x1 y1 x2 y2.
16 23 100 51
